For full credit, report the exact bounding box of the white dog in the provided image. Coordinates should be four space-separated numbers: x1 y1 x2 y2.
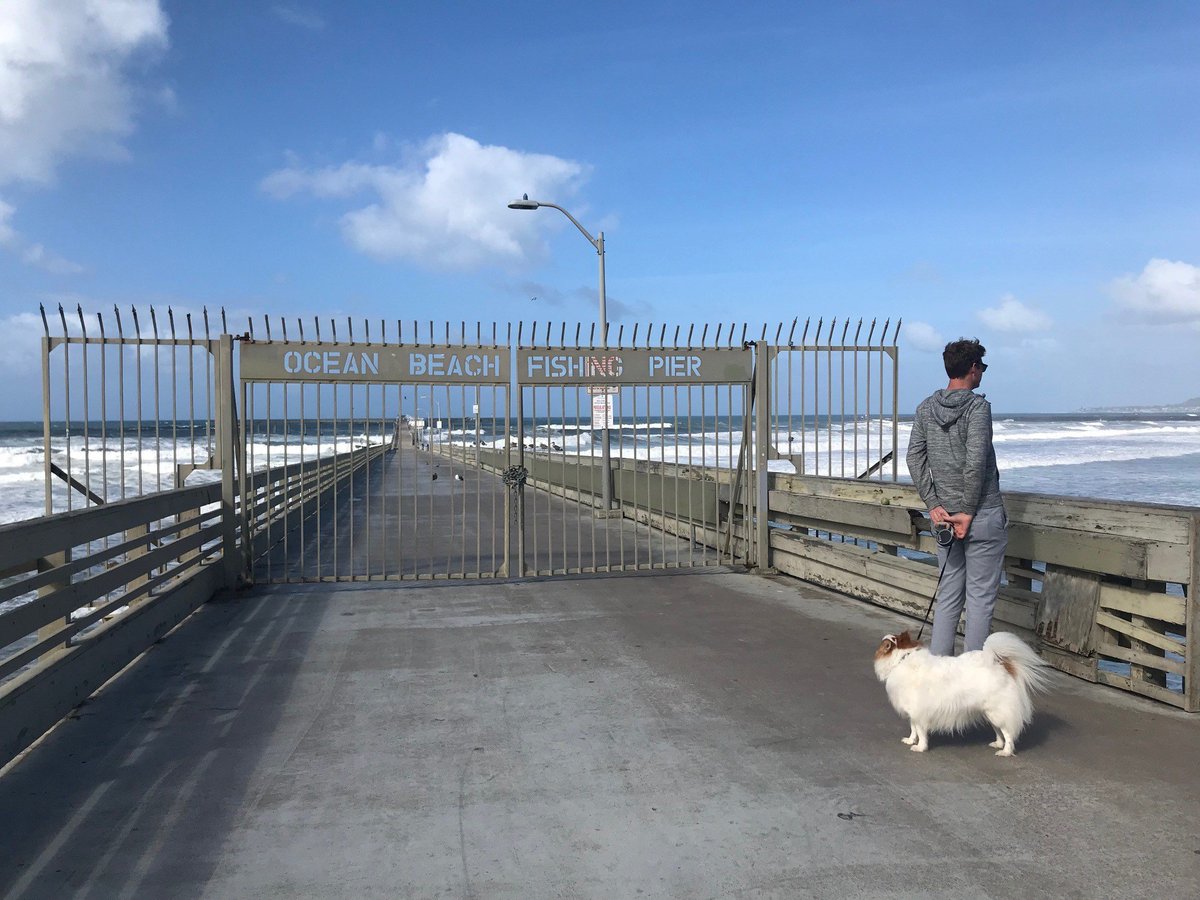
874 630 1051 756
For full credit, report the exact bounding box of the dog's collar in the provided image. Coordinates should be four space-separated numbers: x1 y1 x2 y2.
894 649 918 664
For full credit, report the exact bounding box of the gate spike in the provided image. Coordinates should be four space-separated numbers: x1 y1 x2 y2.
894 318 903 344
866 317 877 344
444 320 450 344
787 317 797 346
150 307 159 339
264 315 272 341
382 318 387 345
59 304 69 337
348 316 354 343
617 324 624 346
506 322 512 346
714 323 723 346
315 316 322 342
588 323 595 346
574 323 581 346
97 311 106 339
39 304 49 338
774 322 783 344
219 307 227 334
841 319 850 342
632 323 640 346
247 316 254 339
518 322 524 345
200 307 207 340
428 320 434 344
559 322 566 345
854 318 863 342
115 306 124 339
364 319 370 343
331 318 337 341
185 313 193 340
280 318 287 342
760 323 767 342
815 317 823 345
131 306 141 339
879 318 890 346
544 321 551 345
76 304 87 339
828 318 837 346
700 324 708 346
659 323 666 345
687 324 694 348
730 323 737 347
801 318 810 343
413 319 418 345
298 318 305 342
167 307 176 339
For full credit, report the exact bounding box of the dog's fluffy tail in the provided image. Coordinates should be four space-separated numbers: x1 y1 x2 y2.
984 632 1052 726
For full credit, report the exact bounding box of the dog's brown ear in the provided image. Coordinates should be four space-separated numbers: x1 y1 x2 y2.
894 631 920 649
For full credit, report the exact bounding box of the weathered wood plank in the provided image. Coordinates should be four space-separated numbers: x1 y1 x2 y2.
1038 644 1098 682
1188 512 1200 712
1098 582 1186 624
1096 670 1185 708
1094 611 1187 655
1097 643 1185 677
1037 566 1101 654
768 491 916 536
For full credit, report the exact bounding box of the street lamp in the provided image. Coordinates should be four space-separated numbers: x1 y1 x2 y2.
508 194 613 511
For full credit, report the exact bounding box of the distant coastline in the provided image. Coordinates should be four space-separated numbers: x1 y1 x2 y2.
1079 397 1200 414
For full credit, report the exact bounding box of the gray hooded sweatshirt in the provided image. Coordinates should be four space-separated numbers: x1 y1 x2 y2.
906 389 1002 515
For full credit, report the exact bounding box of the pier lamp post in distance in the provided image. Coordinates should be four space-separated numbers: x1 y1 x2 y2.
508 193 615 512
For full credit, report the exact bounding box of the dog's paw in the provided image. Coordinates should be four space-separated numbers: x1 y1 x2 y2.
994 747 1015 757
910 744 927 753
988 739 1004 749
901 736 916 745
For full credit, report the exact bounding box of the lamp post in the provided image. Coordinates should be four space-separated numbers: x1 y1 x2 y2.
508 195 614 511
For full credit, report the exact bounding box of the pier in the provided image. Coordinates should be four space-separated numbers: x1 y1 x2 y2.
2 313 1197 896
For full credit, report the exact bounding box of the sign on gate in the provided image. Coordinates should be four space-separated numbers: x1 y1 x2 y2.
240 341 510 383
518 348 753 385
591 394 614 428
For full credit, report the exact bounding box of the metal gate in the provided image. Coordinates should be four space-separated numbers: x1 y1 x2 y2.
237 327 757 582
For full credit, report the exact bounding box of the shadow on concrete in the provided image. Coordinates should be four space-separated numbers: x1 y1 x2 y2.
0 587 330 898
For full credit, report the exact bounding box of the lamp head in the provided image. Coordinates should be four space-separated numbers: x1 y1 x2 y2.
507 193 540 210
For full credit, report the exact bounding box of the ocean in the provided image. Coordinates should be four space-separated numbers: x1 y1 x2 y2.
3 413 1199 524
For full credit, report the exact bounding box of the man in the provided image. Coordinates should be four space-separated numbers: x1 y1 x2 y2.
906 338 1006 656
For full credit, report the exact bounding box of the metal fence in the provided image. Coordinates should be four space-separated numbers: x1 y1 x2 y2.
35 309 902 585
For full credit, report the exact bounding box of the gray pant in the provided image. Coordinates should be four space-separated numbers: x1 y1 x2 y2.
930 505 1008 656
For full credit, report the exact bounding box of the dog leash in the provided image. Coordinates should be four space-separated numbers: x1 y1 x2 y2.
916 542 953 642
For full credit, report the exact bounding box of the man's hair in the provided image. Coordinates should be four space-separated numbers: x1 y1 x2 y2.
943 338 986 379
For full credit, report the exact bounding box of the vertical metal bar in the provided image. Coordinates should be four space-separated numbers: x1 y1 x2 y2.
151 308 162 493
827 320 834 478
364 381 371 579
283 379 291 578
77 307 92 509
97 314 109 504
241 381 251 579
516 383 526 577
42 335 53 515
659 382 668 568
218 335 240 588
879 320 888 482
853 320 862 476
116 309 127 501
841 320 850 478
892 321 902 481
756 342 771 570
59 306 72 511
865 319 875 476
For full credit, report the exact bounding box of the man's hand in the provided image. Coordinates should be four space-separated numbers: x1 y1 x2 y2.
949 513 973 540
929 505 950 525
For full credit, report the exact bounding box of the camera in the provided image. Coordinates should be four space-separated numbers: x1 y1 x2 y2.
933 522 955 548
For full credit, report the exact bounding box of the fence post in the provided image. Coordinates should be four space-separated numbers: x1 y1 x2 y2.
217 335 242 588
1187 511 1200 712
755 341 772 571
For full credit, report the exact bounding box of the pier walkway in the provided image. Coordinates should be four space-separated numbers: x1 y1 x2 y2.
2 569 1198 898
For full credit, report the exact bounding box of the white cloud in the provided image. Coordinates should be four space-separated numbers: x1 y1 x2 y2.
977 294 1053 333
0 197 14 244
902 320 944 353
273 5 326 31
262 132 590 270
0 0 166 272
1111 258 1200 324
0 0 168 185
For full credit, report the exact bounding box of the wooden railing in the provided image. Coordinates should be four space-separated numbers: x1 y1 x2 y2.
0 484 226 763
761 473 1199 711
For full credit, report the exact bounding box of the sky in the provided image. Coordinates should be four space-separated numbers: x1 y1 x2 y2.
1 0 1199 417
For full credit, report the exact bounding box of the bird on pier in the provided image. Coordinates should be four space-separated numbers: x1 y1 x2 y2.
431 472 438 480
454 473 464 481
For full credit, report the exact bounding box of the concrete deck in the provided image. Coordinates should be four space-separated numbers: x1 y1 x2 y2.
1 571 1198 898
